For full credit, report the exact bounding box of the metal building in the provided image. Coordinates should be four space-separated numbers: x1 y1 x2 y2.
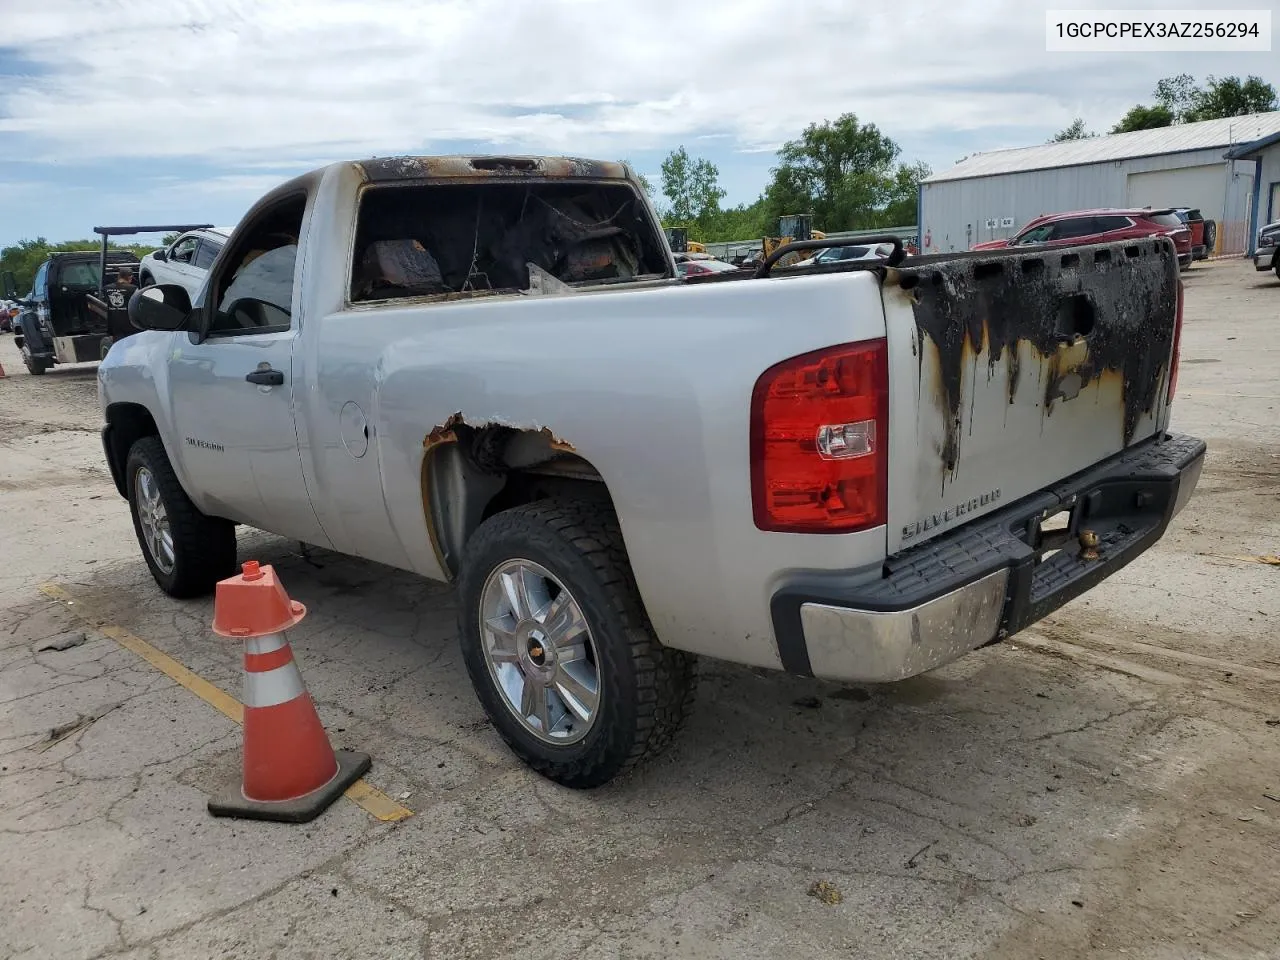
1226 129 1280 243
919 112 1280 256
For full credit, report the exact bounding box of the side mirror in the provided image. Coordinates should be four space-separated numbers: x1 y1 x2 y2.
1 271 15 299
153 248 168 262
129 283 192 332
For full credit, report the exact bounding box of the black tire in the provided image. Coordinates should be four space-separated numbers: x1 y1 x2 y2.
21 347 48 375
139 272 154 288
126 436 237 598
1274 260 1280 281
1203 220 1217 252
457 500 696 788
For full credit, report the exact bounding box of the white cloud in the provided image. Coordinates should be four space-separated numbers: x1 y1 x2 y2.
3 0 1273 174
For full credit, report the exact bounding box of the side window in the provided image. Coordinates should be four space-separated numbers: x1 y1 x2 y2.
32 262 49 298
59 262 100 286
193 240 220 270
1052 217 1100 240
1093 216 1132 232
1016 225 1054 245
208 196 305 336
170 236 199 264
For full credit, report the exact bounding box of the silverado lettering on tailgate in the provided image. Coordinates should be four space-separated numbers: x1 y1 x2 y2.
901 488 1001 543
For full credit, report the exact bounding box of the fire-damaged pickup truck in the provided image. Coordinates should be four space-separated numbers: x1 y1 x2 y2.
97 155 1204 787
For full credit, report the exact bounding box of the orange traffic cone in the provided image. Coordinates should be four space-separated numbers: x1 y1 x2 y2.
208 560 370 822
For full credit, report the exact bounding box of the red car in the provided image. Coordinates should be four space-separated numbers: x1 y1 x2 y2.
972 208 1193 269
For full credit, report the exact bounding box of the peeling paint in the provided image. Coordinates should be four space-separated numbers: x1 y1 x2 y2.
897 239 1178 476
422 412 574 455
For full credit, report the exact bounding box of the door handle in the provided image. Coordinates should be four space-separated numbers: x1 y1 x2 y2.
245 368 284 386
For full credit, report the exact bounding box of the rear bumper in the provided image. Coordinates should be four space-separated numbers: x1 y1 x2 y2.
771 433 1206 683
53 334 107 364
1254 244 1277 271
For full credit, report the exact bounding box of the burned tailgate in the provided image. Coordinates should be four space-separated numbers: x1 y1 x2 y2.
884 237 1183 553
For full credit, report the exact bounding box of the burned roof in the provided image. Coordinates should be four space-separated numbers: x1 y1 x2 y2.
355 156 633 183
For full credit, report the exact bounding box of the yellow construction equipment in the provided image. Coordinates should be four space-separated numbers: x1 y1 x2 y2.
761 214 826 267
665 227 708 256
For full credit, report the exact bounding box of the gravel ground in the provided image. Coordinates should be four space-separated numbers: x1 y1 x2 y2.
1 257 1278 960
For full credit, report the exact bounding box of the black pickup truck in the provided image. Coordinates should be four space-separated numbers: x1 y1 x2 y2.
5 250 139 375
3 224 214 375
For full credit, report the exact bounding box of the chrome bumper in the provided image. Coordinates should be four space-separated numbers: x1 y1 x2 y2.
799 570 1008 682
769 433 1206 685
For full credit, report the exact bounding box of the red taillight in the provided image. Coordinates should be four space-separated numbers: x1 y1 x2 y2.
750 340 888 533
1167 279 1184 403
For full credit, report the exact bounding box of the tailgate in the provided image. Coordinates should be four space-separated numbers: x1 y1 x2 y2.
882 237 1181 554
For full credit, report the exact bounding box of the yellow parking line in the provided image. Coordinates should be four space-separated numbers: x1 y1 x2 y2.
38 582 413 823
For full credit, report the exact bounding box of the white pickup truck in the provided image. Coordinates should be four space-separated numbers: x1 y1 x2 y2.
98 155 1204 787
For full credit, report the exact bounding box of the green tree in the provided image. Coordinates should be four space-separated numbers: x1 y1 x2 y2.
1154 72 1197 121
1 237 157 295
1050 118 1095 142
694 199 772 243
1111 103 1175 133
659 146 725 225
874 161 931 228
1185 75 1278 122
763 113 901 231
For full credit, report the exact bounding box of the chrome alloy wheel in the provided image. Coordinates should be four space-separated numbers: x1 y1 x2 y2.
135 465 175 574
478 559 601 744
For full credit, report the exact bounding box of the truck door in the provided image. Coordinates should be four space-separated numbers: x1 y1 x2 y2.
166 194 331 547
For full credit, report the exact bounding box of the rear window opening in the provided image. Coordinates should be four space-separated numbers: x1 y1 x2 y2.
350 181 669 303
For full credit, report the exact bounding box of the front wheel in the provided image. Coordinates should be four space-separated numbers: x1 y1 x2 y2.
21 346 48 375
126 436 237 597
457 500 696 788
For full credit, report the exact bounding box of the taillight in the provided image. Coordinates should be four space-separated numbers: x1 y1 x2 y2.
750 340 888 533
1167 279 1184 403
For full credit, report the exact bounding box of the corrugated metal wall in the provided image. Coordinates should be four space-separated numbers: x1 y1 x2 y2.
920 147 1256 255
1262 146 1280 229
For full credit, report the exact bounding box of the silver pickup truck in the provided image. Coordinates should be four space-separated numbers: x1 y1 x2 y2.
98 155 1204 787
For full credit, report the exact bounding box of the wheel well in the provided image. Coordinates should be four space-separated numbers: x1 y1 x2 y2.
105 403 160 497
423 424 615 578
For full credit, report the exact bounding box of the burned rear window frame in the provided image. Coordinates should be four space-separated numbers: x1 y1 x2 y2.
344 176 672 309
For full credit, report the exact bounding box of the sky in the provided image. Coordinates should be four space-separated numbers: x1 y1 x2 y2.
0 0 1276 247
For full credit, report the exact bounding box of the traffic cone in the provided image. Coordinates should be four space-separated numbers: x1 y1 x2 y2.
207 560 370 822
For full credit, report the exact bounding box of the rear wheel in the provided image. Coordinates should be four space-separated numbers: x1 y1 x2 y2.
457 500 696 788
126 436 237 597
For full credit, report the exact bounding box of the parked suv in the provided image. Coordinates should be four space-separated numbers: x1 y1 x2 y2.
137 227 231 300
1173 207 1215 261
973 208 1193 269
1255 220 1280 279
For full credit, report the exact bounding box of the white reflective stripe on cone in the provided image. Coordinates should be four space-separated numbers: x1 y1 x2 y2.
243 661 307 708
245 632 289 656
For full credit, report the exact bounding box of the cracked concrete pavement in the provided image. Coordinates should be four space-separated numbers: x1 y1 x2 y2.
2 258 1279 959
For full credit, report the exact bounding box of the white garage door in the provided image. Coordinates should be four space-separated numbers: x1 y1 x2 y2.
1126 164 1226 220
